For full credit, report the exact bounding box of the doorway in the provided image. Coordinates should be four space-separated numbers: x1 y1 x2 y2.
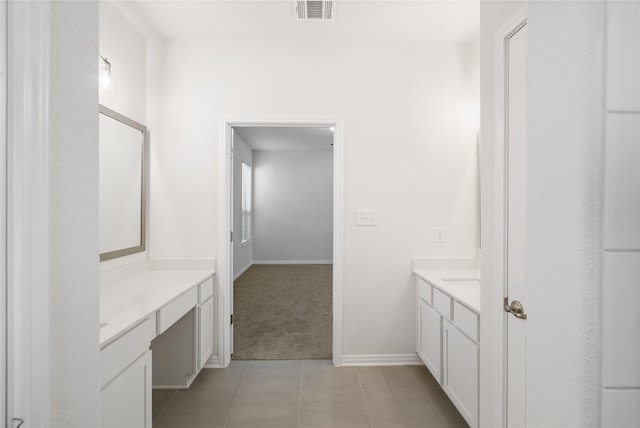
231 126 333 360
218 119 344 368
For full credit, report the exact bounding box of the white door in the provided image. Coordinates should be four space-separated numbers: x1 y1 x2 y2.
505 21 528 428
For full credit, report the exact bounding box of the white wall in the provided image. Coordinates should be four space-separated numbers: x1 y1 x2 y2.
150 40 480 357
252 149 333 263
480 2 603 427
99 1 146 124
527 3 603 426
232 133 253 277
49 1 100 425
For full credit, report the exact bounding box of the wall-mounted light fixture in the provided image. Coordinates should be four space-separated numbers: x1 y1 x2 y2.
99 55 113 92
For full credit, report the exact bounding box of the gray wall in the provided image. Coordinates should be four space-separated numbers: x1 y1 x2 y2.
253 150 333 263
232 133 253 277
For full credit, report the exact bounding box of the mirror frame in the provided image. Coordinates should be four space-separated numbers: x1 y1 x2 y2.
99 104 149 262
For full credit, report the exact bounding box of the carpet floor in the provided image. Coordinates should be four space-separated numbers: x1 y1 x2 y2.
232 264 332 360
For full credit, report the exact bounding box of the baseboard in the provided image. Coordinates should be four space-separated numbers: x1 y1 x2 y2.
341 353 424 366
203 355 221 369
233 261 253 280
253 260 333 265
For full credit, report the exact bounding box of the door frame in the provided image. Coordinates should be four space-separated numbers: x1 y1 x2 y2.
218 117 344 368
4 1 51 426
492 7 527 428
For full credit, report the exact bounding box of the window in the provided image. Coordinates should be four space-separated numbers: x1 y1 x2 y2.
241 161 252 244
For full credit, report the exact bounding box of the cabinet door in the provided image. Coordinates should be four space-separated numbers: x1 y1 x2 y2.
100 350 152 428
442 320 478 428
418 300 442 383
198 296 214 370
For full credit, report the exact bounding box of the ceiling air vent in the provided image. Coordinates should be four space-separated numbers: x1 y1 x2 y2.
294 0 336 20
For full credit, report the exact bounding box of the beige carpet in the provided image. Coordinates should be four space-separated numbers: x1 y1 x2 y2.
232 264 332 360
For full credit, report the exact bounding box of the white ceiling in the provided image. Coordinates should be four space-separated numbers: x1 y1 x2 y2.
130 0 479 43
234 126 334 151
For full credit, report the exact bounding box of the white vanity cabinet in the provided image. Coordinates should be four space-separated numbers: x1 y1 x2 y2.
100 316 156 428
100 351 152 428
100 269 215 427
418 286 442 381
443 319 479 428
198 277 215 370
415 270 480 428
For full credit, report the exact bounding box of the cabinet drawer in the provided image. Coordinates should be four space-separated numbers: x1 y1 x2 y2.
199 276 214 303
157 286 198 334
100 315 156 389
417 277 431 304
432 287 452 320
453 301 479 342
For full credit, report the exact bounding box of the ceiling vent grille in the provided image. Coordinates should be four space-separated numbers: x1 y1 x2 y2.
294 0 336 20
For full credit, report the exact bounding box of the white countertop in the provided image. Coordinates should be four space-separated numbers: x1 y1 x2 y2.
100 269 214 347
413 269 481 313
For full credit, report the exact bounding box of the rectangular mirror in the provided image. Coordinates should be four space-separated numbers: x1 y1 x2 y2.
99 105 148 261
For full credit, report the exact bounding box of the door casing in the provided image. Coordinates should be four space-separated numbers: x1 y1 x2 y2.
218 118 344 368
486 7 527 428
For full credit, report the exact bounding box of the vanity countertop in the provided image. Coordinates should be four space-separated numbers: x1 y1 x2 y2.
100 269 214 347
413 269 481 313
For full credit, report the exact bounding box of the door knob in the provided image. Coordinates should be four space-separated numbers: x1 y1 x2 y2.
504 298 527 319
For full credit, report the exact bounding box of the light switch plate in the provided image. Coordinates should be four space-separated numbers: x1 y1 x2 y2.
355 210 377 226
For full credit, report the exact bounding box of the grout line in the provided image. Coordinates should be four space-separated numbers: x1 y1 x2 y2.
152 389 179 426
413 367 450 428
297 361 304 428
355 367 374 428
223 361 252 428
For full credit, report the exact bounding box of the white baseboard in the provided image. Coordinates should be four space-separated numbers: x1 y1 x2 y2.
204 355 221 369
341 353 424 366
253 260 333 265
233 261 253 280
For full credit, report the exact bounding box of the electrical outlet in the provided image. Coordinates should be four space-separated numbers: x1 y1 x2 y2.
435 227 445 243
356 210 377 226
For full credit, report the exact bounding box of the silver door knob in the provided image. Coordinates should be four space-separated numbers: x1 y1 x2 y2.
504 298 527 319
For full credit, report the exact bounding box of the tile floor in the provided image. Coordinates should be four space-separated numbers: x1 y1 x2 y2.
153 360 469 428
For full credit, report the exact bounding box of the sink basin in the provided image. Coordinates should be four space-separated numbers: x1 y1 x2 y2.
100 322 108 328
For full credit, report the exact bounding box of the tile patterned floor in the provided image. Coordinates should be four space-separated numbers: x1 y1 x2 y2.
153 360 469 428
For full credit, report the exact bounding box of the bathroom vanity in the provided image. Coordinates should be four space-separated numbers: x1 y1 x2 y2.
100 265 215 428
414 268 480 428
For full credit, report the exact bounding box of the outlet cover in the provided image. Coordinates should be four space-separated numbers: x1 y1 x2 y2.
356 210 377 226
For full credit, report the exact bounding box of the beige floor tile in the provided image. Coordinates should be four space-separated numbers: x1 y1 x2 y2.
365 388 446 428
409 365 441 390
153 390 236 428
357 366 422 391
425 389 470 428
302 360 361 391
188 362 250 393
226 390 300 428
299 389 371 428
152 389 177 423
240 360 303 392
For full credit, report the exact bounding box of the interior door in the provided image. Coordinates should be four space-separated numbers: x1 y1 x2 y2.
505 22 528 428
